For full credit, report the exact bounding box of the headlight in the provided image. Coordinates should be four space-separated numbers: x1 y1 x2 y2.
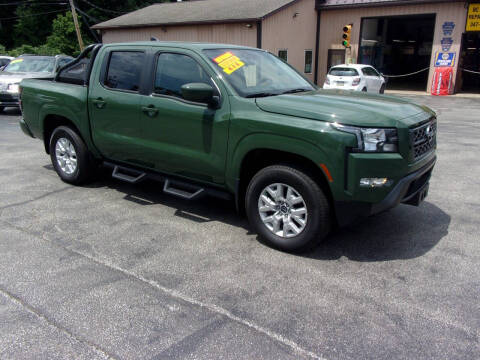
332 123 398 153
7 83 20 94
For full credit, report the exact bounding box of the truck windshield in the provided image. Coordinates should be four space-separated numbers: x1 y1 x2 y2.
4 57 55 73
203 49 314 98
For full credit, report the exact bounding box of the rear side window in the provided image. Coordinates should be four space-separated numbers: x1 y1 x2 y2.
154 53 211 99
104 51 144 92
362 67 380 76
329 67 359 76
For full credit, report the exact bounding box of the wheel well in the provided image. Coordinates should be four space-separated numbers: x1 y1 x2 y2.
43 115 82 154
237 149 334 214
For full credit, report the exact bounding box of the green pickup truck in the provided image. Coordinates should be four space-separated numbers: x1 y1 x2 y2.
19 42 437 251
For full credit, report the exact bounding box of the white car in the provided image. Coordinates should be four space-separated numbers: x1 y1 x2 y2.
323 64 386 94
0 56 14 71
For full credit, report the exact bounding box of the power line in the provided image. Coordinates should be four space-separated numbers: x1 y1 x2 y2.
0 1 68 5
77 0 125 14
0 8 67 21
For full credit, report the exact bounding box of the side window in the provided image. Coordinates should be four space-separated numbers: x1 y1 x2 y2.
104 51 144 92
154 53 211 99
370 67 380 77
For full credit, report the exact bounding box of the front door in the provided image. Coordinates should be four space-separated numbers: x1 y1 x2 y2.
89 49 147 165
139 51 230 184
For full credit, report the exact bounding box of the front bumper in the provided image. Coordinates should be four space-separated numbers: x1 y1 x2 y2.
334 156 436 226
0 92 20 107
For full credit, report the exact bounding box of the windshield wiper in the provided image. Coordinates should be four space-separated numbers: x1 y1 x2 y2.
245 92 279 98
280 88 313 94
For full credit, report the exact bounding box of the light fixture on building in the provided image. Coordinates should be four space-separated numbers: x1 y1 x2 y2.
245 23 253 28
293 12 299 18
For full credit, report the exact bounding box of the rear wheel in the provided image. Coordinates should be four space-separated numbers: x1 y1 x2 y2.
246 165 330 252
49 126 93 185
379 84 385 94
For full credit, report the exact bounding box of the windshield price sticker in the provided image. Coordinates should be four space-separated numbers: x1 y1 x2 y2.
10 59 23 64
213 52 245 75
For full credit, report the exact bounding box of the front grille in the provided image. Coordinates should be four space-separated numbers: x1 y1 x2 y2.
410 118 437 161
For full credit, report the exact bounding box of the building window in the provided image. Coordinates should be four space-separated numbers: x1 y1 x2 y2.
304 50 313 73
278 49 288 62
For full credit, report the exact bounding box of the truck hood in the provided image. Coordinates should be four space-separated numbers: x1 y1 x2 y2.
255 89 433 127
0 71 52 84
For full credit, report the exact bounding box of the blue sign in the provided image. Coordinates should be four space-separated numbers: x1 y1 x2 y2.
435 52 456 67
441 37 453 51
442 22 455 36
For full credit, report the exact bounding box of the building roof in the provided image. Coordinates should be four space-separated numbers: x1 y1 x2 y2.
92 0 298 30
316 0 464 10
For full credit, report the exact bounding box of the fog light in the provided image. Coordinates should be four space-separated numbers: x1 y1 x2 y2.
360 178 390 187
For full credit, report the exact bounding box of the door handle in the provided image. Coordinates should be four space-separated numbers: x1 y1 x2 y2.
92 97 106 109
142 105 159 117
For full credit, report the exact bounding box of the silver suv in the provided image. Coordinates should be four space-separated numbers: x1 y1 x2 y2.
0 55 72 112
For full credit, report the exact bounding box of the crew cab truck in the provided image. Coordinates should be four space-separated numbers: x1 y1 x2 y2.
19 42 437 252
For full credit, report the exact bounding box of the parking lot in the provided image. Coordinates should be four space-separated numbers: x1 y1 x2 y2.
0 95 479 359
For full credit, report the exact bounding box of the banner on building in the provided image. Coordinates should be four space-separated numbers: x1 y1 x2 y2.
466 3 480 31
434 52 456 67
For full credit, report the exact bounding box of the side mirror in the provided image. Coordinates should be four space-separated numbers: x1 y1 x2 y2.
181 83 216 105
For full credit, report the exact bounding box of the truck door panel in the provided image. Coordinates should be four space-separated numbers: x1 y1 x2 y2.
139 51 230 184
88 50 147 165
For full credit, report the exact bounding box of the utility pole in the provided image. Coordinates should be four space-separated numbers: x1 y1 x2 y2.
69 0 84 51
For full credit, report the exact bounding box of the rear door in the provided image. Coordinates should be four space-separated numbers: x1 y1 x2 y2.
88 48 148 165
138 49 230 184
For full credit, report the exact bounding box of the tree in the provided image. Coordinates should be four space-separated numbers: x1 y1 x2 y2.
46 12 91 56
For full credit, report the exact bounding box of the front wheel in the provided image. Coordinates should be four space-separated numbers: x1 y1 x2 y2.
246 165 330 252
49 126 93 185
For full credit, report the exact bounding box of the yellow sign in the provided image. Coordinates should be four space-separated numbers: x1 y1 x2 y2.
466 3 480 31
213 51 245 75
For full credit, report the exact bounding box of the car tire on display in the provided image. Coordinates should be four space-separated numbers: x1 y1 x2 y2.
49 126 93 185
379 84 385 94
246 165 330 252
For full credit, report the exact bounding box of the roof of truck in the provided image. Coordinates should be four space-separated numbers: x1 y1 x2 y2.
103 41 262 51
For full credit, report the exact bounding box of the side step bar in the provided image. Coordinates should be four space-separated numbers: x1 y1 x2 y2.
112 165 146 184
163 179 205 200
104 161 231 201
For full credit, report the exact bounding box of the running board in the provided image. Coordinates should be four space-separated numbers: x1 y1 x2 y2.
163 179 205 200
111 165 146 184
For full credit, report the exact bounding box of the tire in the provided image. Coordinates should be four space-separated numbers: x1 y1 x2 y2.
246 165 330 252
379 84 385 94
49 126 93 185
362 87 367 92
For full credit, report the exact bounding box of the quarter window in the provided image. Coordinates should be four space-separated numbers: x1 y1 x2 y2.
104 51 144 92
154 53 211 99
304 50 313 73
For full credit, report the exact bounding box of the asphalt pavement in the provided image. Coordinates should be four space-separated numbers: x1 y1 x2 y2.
0 95 479 359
